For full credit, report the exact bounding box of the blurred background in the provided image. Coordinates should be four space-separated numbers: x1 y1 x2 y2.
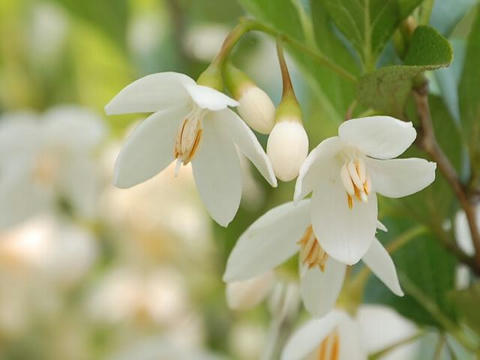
0 0 478 359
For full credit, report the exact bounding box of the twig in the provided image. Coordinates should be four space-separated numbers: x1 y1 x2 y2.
369 331 425 360
413 80 480 273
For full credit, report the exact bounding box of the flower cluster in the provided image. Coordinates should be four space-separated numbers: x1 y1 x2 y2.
106 50 436 358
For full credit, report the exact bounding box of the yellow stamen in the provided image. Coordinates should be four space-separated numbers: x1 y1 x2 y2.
297 226 328 271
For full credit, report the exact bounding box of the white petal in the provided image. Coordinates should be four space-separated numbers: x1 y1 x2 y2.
43 106 105 149
300 258 346 317
113 105 189 188
454 209 477 256
105 72 195 115
192 115 242 227
362 238 404 296
377 220 388 232
58 156 99 219
281 311 347 360
337 315 367 360
294 136 343 202
339 116 416 159
367 158 436 198
225 271 275 310
185 83 238 111
213 109 277 187
0 166 52 229
223 200 311 281
0 113 40 166
311 176 378 265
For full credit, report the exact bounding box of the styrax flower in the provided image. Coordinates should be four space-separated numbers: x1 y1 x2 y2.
0 106 105 229
223 200 402 317
295 116 436 264
105 72 277 227
282 310 366 360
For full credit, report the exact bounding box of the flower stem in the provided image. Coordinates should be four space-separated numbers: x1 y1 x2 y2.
413 80 480 275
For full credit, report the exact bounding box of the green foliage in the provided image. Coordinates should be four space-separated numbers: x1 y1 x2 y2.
451 282 480 334
318 0 423 69
459 5 480 186
357 25 452 117
430 0 477 36
365 222 458 327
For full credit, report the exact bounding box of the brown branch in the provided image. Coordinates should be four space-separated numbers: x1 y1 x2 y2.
413 80 480 273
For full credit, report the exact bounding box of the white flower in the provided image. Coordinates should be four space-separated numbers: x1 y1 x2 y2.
105 72 277 226
223 200 402 317
454 206 478 289
226 270 275 310
295 116 436 264
267 120 309 181
282 310 366 360
282 306 419 360
0 106 105 229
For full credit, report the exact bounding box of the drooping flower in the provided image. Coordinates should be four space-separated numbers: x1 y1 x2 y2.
105 72 277 227
223 200 402 317
295 116 436 264
282 306 419 360
226 271 275 310
0 106 105 229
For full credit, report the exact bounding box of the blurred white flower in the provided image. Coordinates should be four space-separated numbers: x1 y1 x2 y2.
226 270 275 310
109 335 223 360
282 306 419 360
106 72 276 226
184 24 230 62
230 323 267 360
295 116 436 264
0 216 97 285
0 106 105 229
29 2 69 64
224 200 402 317
454 206 479 289
86 267 188 325
128 13 166 56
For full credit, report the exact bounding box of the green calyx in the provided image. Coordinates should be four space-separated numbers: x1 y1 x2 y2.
224 63 253 99
275 92 302 123
197 64 224 91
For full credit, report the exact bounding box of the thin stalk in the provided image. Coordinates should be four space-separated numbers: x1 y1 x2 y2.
276 41 295 99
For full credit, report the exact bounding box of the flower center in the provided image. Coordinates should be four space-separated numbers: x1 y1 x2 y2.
312 330 340 360
297 226 328 271
32 151 60 186
173 106 207 174
339 156 371 209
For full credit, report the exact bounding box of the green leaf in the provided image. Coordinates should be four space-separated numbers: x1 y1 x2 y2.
450 282 480 335
238 0 305 41
365 221 458 327
318 0 423 68
357 25 452 116
459 5 480 187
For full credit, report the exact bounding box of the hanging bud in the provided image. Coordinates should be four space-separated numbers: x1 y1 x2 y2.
225 64 275 134
267 43 308 182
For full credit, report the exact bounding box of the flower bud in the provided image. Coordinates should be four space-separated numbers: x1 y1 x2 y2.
267 110 308 182
225 64 275 134
226 271 274 311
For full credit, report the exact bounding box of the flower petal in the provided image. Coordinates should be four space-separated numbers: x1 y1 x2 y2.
281 311 347 360
225 271 275 310
192 114 242 227
337 315 367 360
213 109 277 187
43 106 105 149
362 238 404 296
300 258 346 317
339 116 416 159
0 165 52 229
311 175 378 265
113 105 189 188
185 84 238 111
105 72 195 115
367 158 436 198
294 136 343 202
223 200 311 282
